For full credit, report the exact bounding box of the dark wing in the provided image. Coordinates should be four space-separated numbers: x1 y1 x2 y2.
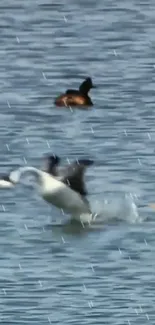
42 155 61 176
61 159 94 197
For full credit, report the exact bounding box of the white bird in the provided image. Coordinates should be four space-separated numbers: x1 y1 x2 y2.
0 156 94 224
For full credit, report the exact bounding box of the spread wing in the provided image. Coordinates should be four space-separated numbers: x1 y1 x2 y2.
42 155 61 176
60 159 94 197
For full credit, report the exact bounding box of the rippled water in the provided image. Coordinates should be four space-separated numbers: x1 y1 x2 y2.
0 0 155 324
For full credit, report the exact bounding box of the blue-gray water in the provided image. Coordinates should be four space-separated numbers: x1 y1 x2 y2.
0 0 155 324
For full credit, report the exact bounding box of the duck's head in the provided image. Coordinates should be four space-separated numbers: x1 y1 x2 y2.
79 77 96 94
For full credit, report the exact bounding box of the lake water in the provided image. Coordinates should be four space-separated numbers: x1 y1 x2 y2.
0 0 155 324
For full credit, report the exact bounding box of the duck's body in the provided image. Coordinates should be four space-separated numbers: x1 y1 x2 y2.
54 77 95 108
43 155 92 197
0 155 61 190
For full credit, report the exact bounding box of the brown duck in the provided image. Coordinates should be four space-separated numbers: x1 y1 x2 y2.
54 77 96 108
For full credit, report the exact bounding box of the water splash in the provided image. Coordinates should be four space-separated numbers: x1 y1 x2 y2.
89 193 142 225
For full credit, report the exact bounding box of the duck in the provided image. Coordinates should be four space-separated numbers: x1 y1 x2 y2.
54 77 96 108
0 155 94 224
